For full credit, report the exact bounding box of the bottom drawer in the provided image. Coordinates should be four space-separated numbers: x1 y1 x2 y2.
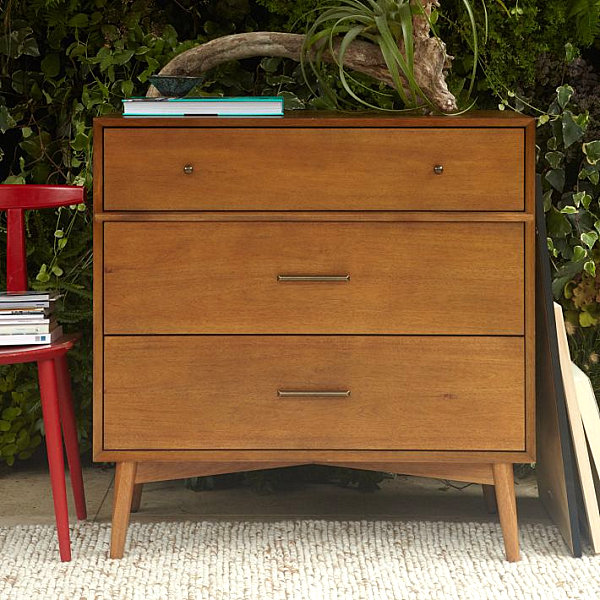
103 336 525 451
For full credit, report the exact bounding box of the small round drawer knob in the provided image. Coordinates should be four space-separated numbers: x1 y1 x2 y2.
183 164 194 175
433 164 444 175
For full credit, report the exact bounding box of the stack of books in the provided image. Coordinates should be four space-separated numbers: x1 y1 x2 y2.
0 291 63 345
122 96 284 117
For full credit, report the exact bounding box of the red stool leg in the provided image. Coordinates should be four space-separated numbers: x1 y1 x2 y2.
55 353 87 520
38 358 71 562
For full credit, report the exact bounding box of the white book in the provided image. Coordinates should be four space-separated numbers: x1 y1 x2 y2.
572 362 600 488
0 309 51 317
0 301 53 309
122 96 284 116
0 318 52 325
0 326 63 346
0 291 59 302
0 321 57 335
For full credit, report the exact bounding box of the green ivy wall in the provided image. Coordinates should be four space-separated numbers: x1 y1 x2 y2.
0 0 599 466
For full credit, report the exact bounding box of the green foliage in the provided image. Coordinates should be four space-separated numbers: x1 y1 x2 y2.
0 0 185 464
0 0 599 467
536 86 600 328
301 0 481 111
0 365 42 466
255 0 325 30
438 1 576 105
569 0 600 46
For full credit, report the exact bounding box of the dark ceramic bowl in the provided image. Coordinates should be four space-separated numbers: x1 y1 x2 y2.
148 75 204 97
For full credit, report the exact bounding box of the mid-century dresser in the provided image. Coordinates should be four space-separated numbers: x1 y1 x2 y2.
93 111 535 561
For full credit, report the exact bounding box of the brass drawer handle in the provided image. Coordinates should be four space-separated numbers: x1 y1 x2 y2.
277 274 350 282
433 164 444 175
183 164 194 175
278 390 351 398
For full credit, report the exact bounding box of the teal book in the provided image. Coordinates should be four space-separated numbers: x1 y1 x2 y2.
122 96 284 117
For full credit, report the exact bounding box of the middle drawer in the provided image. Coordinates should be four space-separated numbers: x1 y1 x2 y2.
103 221 524 335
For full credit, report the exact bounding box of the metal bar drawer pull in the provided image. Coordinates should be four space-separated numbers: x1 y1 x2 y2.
276 274 350 282
277 390 351 398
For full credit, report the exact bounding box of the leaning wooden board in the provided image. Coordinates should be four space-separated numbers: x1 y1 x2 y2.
554 302 600 552
535 183 582 557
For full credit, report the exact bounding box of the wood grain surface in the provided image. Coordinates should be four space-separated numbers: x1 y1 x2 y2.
103 335 525 451
103 221 525 335
103 127 524 211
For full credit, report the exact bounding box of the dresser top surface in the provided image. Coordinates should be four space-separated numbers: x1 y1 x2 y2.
95 110 534 129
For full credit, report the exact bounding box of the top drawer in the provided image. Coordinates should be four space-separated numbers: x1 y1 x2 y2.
102 127 525 211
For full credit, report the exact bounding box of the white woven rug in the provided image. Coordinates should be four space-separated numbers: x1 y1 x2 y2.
1 520 599 600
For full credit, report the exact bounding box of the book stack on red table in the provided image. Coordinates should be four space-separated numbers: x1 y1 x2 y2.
0 291 62 345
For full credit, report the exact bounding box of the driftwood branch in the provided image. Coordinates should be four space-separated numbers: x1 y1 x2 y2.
148 2 457 112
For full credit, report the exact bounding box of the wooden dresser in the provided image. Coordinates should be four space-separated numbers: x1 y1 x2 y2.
93 111 535 561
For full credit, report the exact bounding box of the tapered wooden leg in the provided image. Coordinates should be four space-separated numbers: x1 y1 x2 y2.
492 463 520 562
131 484 143 513
38 359 71 562
55 354 87 520
482 484 497 514
110 462 137 559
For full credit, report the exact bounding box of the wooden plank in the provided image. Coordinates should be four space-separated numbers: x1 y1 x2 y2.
572 364 600 498
94 448 534 463
92 121 104 460
95 211 535 222
135 461 305 484
554 302 600 553
96 110 534 128
525 220 536 458
323 462 495 485
103 222 524 336
103 127 524 212
535 184 581 556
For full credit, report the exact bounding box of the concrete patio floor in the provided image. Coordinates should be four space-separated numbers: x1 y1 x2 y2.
0 453 549 528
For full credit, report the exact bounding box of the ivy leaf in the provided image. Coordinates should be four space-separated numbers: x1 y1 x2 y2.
557 85 574 108
41 53 60 78
583 140 600 165
68 14 89 28
0 105 17 133
572 191 592 208
582 232 598 250
561 206 578 214
113 49 135 65
545 168 565 192
545 151 564 169
280 91 305 110
547 206 572 238
565 42 578 62
573 245 587 261
584 260 596 277
121 80 134 98
580 311 598 327
579 164 600 185
2 407 21 421
562 111 585 148
36 264 50 283
20 36 39 58
537 114 550 126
